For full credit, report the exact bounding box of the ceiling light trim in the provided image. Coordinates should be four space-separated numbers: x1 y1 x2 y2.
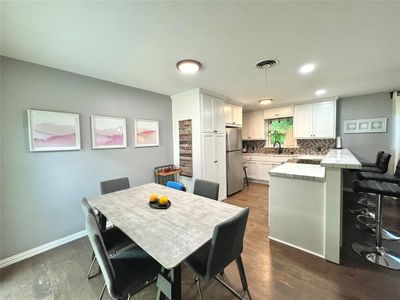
176 59 202 74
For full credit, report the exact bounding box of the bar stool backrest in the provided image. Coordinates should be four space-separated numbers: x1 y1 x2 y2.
395 160 400 178
377 153 391 173
375 151 385 164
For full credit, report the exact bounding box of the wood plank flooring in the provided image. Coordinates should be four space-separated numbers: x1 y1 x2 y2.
1 183 400 299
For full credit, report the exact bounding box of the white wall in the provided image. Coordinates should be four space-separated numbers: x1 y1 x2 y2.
171 90 201 192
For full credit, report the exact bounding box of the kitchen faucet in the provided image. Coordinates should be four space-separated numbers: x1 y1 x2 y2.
273 140 283 154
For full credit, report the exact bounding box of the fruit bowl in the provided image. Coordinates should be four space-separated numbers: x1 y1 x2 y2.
149 200 171 209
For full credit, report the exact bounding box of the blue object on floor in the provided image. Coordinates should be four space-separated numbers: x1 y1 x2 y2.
166 181 186 191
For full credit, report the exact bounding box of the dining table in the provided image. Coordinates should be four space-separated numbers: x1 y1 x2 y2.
87 182 245 300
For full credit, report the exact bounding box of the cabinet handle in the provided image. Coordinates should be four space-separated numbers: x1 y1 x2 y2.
214 130 218 133
214 160 218 163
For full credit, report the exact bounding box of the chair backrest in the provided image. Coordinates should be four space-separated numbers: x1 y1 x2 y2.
81 197 96 218
205 208 249 279
193 179 219 200
166 181 185 191
375 151 385 164
86 213 117 297
377 152 391 173
395 160 400 178
100 177 130 195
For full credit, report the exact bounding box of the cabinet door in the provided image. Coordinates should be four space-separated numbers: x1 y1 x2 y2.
294 103 314 138
259 163 274 181
201 133 214 181
224 103 233 124
313 101 336 138
201 93 214 133
246 161 258 179
251 111 265 140
214 134 227 200
213 97 226 133
242 113 252 140
232 105 243 126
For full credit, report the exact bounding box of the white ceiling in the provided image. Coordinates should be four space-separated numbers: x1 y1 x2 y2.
1 1 400 110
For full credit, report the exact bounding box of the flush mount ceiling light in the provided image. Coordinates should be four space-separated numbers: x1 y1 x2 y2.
176 59 201 74
259 99 273 105
255 59 279 85
315 89 327 96
299 63 316 74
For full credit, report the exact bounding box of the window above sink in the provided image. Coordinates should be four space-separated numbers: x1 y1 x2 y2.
265 117 296 147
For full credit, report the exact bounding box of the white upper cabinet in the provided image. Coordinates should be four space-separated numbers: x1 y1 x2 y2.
242 112 253 140
225 103 243 126
313 101 336 138
232 105 243 126
201 93 225 134
263 106 293 119
224 104 233 124
294 100 336 139
242 111 265 140
294 103 314 138
252 111 264 139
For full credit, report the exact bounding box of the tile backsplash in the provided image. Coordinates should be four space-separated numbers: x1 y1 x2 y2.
243 139 335 155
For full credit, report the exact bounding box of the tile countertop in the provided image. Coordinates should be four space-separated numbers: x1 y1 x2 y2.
243 153 325 159
269 163 326 182
320 149 361 169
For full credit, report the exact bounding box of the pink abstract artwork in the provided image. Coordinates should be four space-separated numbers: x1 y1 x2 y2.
135 120 159 147
28 110 81 151
91 116 127 149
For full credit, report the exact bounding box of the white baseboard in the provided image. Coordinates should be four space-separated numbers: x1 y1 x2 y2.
0 230 87 269
268 235 325 259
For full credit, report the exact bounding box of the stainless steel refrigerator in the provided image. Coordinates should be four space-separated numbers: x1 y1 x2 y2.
226 128 244 196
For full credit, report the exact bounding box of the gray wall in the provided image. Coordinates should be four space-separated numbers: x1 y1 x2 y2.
337 92 393 162
337 92 393 188
0 57 173 259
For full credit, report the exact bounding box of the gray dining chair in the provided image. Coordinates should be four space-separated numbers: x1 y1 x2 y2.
100 177 131 195
86 212 161 300
81 198 133 280
193 179 220 200
99 177 131 230
185 208 251 300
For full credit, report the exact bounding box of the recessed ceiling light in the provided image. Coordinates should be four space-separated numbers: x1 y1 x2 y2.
299 63 316 74
176 59 201 74
315 89 326 96
259 99 273 105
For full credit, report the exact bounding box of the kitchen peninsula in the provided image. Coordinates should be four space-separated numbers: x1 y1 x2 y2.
268 149 361 264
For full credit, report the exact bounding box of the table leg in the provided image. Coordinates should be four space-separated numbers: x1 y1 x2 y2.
156 265 181 300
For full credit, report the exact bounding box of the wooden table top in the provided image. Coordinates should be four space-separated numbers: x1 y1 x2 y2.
88 183 244 269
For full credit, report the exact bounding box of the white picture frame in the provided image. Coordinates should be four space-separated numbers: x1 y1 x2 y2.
134 119 159 147
27 109 81 152
344 118 387 134
91 115 127 149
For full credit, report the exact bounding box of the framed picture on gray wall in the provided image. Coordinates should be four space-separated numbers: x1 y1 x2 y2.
91 115 127 149
27 109 81 152
134 119 159 147
344 118 387 134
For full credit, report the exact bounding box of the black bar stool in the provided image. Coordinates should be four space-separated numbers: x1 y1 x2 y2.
243 166 249 187
352 180 400 270
349 152 391 216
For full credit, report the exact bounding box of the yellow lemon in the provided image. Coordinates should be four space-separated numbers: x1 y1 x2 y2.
149 193 159 203
159 195 169 205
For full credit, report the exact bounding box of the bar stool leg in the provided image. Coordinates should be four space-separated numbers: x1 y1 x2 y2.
352 194 400 270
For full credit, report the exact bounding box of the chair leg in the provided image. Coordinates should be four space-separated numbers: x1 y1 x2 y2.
87 255 100 280
195 276 204 300
98 283 106 300
236 255 252 300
